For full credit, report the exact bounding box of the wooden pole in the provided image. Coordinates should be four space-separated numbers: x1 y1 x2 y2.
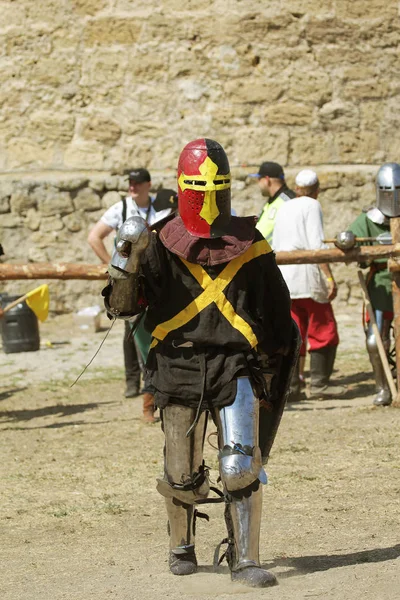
390 218 400 406
357 270 397 400
0 291 31 319
1 246 400 280
0 263 108 280
275 244 400 265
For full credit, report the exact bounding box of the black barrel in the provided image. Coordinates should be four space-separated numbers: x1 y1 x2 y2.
0 294 40 353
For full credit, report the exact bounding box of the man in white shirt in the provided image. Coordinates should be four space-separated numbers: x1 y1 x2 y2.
88 168 173 419
272 169 344 400
88 168 171 262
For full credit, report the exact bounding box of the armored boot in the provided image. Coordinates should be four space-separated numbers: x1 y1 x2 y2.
227 487 277 588
158 406 209 576
309 347 346 399
216 378 278 588
366 329 392 407
166 498 197 575
142 392 157 423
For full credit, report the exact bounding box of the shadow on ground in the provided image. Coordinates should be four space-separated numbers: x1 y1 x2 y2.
0 401 108 423
0 387 27 402
270 543 400 577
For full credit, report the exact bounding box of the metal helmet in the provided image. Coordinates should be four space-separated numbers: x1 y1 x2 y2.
376 162 400 218
177 138 231 238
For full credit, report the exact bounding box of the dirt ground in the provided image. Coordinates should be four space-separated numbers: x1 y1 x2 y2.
1 307 400 600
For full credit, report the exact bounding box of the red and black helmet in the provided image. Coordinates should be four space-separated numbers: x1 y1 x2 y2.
177 138 231 238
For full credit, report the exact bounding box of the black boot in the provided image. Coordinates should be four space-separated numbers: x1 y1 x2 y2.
123 322 141 397
309 347 346 399
287 359 303 402
169 544 197 576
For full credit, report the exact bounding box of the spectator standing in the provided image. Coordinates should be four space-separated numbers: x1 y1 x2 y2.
250 161 296 244
272 169 345 400
88 168 172 421
344 162 400 406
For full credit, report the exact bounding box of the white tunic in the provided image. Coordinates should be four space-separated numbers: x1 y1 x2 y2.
101 196 172 229
272 196 329 303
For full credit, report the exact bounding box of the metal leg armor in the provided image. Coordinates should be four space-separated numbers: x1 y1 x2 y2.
366 312 392 406
157 405 209 575
214 378 277 588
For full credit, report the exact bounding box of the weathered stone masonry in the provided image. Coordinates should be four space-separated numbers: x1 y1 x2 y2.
0 1 399 311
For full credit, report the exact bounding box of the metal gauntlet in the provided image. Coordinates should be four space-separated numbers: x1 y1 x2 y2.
104 216 151 319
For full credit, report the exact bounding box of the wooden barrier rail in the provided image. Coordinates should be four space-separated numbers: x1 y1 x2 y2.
1 244 400 279
1 240 400 406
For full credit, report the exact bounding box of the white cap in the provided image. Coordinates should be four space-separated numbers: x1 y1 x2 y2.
295 169 318 187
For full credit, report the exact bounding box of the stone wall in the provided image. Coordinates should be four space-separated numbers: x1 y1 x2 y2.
1 0 399 312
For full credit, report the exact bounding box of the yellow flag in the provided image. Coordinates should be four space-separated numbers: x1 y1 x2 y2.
25 284 50 322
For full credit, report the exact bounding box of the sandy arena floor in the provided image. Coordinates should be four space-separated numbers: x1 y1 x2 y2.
1 307 399 600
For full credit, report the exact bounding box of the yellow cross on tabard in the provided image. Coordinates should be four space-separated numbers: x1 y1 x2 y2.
178 156 231 226
150 239 272 349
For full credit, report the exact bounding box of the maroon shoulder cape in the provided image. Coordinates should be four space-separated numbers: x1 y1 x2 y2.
158 215 258 266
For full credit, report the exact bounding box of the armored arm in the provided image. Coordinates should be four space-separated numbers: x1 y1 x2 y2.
102 216 151 319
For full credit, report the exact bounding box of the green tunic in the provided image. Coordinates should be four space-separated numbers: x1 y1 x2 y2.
348 212 392 312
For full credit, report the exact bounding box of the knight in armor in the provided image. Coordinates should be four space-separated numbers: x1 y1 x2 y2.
103 139 297 588
341 162 400 406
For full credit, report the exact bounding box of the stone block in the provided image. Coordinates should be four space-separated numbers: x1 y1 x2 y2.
35 187 74 216
104 176 120 191
80 50 128 87
318 100 359 132
79 115 122 143
40 216 65 233
73 188 102 212
224 79 284 104
263 102 314 126
83 18 142 46
306 17 354 44
57 178 89 191
118 176 129 192
88 178 105 192
124 50 169 81
283 0 333 12
64 142 104 169
313 45 365 67
290 132 336 165
71 0 108 15
25 111 75 143
335 0 397 20
102 191 122 209
289 70 332 107
62 212 85 232
0 195 10 214
28 246 49 262
228 127 289 166
28 54 77 87
0 181 14 210
343 80 389 101
317 170 341 190
335 131 381 163
24 208 41 231
381 136 400 161
10 190 37 215
1 213 22 228
6 139 54 169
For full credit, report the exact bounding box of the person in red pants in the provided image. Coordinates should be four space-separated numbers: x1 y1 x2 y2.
272 169 345 400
